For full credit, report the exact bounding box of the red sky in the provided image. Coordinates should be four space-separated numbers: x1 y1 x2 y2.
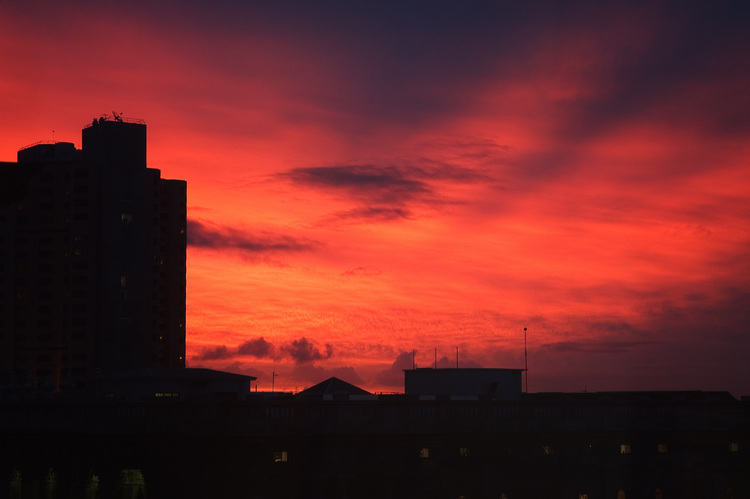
2 1 749 396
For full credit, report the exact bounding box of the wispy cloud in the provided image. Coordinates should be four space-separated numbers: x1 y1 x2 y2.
279 162 491 223
187 219 318 254
329 206 414 223
281 165 431 204
341 266 382 278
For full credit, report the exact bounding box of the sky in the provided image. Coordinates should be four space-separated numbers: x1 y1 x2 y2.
2 1 749 396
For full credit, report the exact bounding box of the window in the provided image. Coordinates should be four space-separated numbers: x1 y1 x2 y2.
729 442 739 453
657 444 668 454
459 447 470 457
273 451 288 463
620 444 632 454
542 445 554 456
419 448 430 459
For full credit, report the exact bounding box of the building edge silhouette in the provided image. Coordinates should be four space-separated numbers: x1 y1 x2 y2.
0 114 186 393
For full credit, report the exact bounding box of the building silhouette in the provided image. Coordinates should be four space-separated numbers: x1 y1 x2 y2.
0 114 186 391
2 369 748 498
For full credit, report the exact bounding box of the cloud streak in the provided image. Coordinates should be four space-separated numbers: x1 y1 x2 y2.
187 219 318 254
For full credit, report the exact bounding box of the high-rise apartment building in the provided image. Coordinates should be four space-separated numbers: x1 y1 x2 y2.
0 115 186 390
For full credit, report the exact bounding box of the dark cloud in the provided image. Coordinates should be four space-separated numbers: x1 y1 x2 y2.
375 351 414 388
282 165 431 204
330 207 414 223
283 337 334 364
187 219 317 253
191 336 341 365
280 163 490 222
237 337 275 358
194 345 231 361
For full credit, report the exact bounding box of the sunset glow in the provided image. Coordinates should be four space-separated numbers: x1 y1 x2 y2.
2 1 749 395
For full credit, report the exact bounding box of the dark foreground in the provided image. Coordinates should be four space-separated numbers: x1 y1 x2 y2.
2 391 749 498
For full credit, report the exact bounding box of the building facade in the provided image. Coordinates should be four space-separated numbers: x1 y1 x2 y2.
0 115 186 390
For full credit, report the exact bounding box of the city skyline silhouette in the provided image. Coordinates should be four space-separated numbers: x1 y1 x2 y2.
2 1 750 397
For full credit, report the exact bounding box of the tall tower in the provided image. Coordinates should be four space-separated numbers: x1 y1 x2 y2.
0 114 186 391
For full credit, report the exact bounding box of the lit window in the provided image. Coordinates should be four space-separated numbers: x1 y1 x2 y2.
120 276 127 287
729 442 739 453
620 444 631 454
657 444 668 454
419 448 430 459
122 213 133 224
273 451 288 462
459 447 470 457
542 445 554 456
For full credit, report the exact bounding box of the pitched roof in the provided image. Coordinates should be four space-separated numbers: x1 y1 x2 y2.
298 377 371 396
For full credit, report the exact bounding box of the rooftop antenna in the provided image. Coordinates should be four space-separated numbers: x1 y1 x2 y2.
524 327 528 393
412 349 416 370
434 348 437 369
52 130 55 143
112 111 123 122
456 346 459 368
272 370 278 393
